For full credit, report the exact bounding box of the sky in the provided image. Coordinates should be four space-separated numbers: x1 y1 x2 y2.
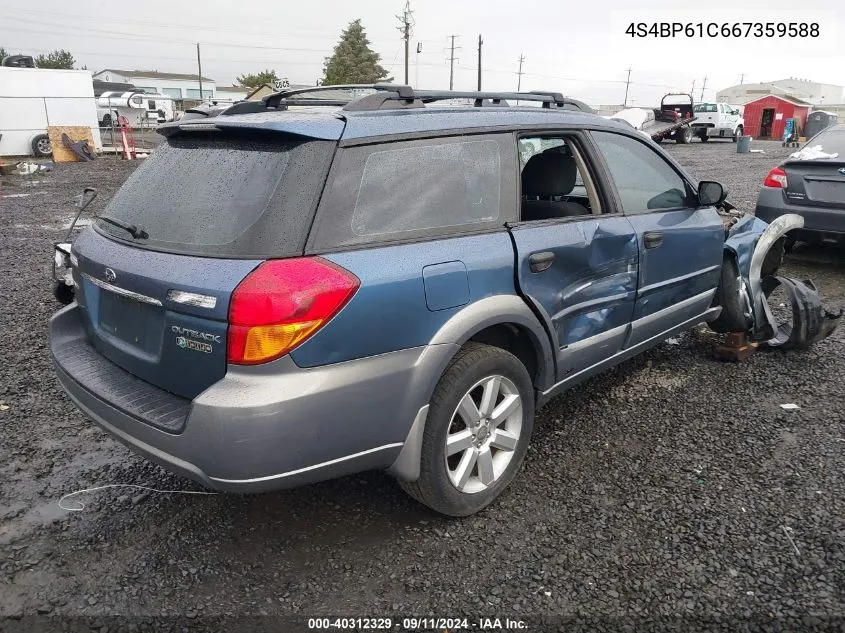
0 0 841 106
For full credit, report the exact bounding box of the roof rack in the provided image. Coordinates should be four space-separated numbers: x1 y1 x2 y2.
221 83 595 116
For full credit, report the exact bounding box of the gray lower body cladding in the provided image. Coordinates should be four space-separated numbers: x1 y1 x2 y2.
51 304 457 492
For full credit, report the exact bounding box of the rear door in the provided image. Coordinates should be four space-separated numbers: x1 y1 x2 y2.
508 133 638 382
590 130 723 348
72 130 336 399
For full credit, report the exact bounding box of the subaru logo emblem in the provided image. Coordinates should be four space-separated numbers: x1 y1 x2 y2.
838 168 845 175
104 268 116 282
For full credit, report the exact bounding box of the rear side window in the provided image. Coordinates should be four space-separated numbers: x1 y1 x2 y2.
96 133 334 258
308 134 515 251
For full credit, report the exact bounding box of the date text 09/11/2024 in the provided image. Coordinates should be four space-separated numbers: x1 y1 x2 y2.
306 617 528 630
625 22 819 38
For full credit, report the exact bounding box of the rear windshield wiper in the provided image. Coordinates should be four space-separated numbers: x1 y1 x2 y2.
98 215 149 240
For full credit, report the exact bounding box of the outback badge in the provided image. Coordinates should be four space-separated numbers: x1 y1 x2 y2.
176 336 213 354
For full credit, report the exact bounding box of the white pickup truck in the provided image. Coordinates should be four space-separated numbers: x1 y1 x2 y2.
691 102 744 142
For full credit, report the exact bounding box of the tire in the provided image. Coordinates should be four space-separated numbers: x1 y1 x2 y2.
676 127 692 144
53 281 75 305
31 134 52 157
399 342 535 517
709 256 752 334
700 133 709 142
733 125 743 142
101 114 112 128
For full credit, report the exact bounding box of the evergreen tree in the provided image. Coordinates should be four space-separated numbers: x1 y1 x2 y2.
322 20 390 85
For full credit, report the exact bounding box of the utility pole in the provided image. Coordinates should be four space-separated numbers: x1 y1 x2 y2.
739 73 745 85
196 43 203 101
623 66 632 107
517 54 525 91
477 34 483 91
446 35 460 90
691 79 696 96
415 42 422 87
700 75 707 102
396 1 414 85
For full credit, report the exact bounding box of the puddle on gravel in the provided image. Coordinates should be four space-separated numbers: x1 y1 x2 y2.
0 501 69 545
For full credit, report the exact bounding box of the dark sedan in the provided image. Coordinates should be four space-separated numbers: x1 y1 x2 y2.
755 123 845 247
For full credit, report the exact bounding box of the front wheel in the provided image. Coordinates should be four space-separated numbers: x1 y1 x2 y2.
399 343 534 517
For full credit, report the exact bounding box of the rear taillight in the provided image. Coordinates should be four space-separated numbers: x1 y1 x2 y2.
763 166 788 188
227 257 360 365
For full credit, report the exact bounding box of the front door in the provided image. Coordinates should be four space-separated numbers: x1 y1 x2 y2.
761 108 775 138
590 130 724 349
509 134 638 383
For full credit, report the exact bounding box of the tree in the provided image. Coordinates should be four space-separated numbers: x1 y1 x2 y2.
236 69 279 89
0 46 21 61
322 19 390 85
35 49 75 69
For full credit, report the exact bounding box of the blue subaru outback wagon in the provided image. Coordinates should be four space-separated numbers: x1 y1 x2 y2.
50 85 819 516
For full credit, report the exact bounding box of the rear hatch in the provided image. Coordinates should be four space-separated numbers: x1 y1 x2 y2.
783 127 845 209
71 128 337 399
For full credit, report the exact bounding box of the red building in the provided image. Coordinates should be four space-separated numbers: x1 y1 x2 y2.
742 95 811 140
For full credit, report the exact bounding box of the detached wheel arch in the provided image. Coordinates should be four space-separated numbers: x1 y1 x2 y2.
31 133 52 157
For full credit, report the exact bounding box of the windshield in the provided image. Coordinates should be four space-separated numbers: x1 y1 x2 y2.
96 133 334 258
694 103 718 113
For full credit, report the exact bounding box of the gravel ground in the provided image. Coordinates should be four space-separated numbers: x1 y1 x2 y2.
1 140 844 632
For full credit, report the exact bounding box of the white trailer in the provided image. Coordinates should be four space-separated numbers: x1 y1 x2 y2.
96 91 175 127
0 67 102 158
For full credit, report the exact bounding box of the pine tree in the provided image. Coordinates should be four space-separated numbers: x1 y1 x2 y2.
322 19 390 85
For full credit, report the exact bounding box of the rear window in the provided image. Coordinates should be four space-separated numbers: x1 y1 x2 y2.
308 134 514 251
694 103 718 113
804 127 845 155
96 133 334 258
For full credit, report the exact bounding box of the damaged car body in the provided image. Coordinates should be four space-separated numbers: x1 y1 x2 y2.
48 85 841 518
715 210 842 348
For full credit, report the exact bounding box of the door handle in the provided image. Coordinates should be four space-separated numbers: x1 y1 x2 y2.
643 232 663 249
528 251 555 273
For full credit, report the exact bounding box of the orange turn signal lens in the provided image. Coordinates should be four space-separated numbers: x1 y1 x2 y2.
239 320 322 365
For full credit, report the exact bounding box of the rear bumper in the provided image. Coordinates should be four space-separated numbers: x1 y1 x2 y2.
50 304 457 492
755 186 845 236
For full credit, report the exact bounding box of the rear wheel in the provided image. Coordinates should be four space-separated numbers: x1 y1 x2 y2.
676 127 692 144
399 343 534 517
699 133 709 142
101 113 112 128
733 125 743 142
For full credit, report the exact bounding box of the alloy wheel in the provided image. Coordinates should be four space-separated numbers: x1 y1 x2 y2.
444 374 523 494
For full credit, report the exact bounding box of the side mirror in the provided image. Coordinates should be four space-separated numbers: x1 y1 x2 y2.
698 181 727 207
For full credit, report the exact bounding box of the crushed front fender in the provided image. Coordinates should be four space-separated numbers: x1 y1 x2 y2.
722 212 842 348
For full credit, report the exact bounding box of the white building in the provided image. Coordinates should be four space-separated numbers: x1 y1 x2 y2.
91 69 215 105
717 78 844 106
213 86 249 104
